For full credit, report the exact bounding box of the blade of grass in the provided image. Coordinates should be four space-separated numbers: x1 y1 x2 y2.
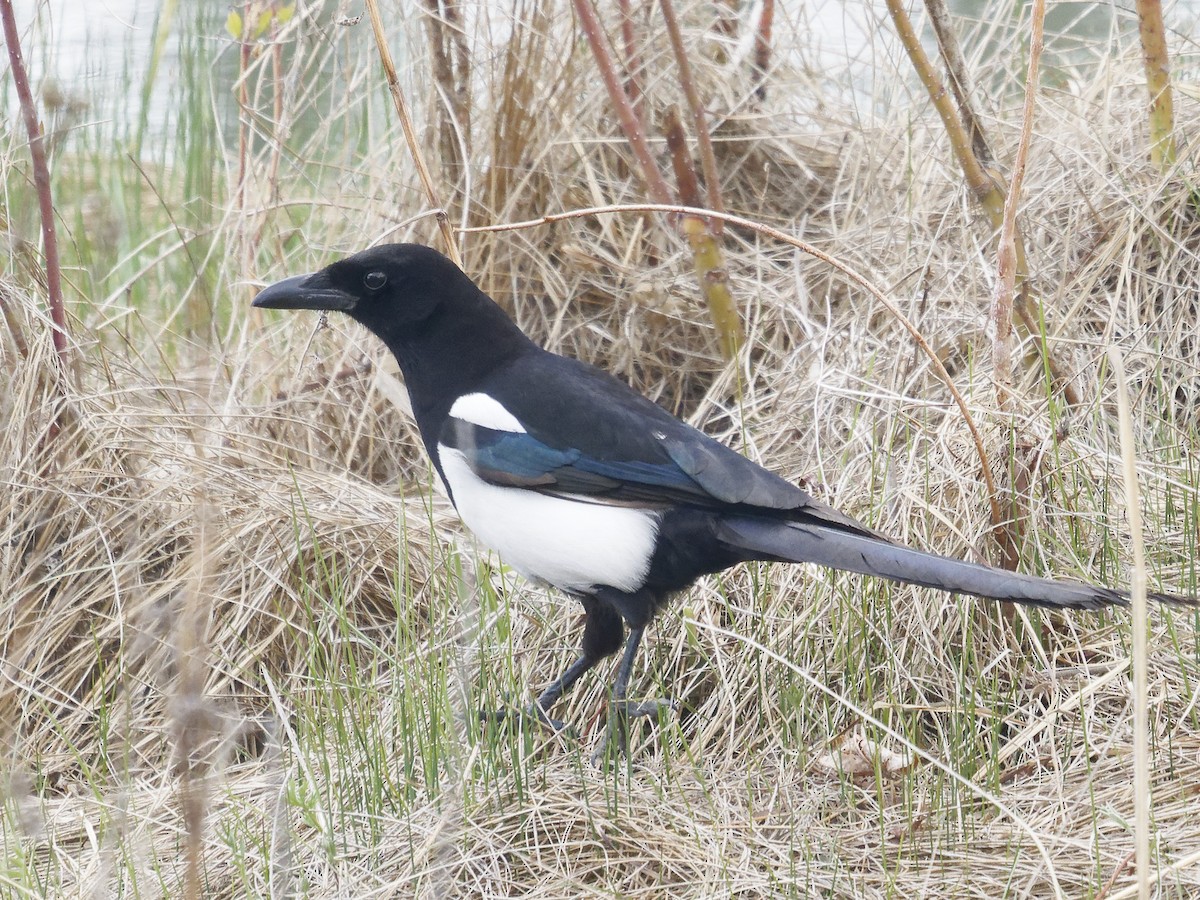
1106 347 1151 900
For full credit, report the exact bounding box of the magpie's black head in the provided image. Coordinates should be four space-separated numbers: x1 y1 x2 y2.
253 243 476 338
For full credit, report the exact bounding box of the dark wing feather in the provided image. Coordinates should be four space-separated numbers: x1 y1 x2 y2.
438 351 884 538
440 417 712 506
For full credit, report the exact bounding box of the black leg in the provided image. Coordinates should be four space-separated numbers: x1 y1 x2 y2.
482 595 624 733
611 624 645 705
533 653 594 710
591 624 676 764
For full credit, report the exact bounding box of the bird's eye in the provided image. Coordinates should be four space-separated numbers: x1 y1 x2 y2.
363 271 387 291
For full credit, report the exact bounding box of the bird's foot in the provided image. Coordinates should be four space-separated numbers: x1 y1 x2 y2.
479 703 576 738
590 697 677 766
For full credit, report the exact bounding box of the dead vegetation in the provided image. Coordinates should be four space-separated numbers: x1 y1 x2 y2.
2 3 1200 897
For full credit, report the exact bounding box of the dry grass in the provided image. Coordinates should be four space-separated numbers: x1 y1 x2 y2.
3 3 1200 897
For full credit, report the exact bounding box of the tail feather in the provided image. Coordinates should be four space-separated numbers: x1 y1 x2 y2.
720 517 1195 611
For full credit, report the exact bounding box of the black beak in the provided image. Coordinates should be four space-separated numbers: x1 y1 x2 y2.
252 271 357 312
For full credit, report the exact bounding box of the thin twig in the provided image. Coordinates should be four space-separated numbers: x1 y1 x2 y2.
1107 348 1152 900
362 0 462 267
616 0 645 119
575 0 740 358
0 282 31 362
1 0 70 372
1102 847 1200 900
885 0 1000 215
751 0 775 100
888 0 1078 416
421 0 470 184
1095 849 1138 900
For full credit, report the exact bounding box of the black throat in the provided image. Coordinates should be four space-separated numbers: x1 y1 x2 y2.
369 285 537 462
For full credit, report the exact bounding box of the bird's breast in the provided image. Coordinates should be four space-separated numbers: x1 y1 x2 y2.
437 446 661 593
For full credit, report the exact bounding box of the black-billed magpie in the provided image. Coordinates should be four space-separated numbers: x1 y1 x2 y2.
254 243 1195 747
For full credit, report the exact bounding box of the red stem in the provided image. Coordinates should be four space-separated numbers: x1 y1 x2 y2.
753 0 774 99
573 0 673 205
1 0 69 365
616 0 645 119
659 0 725 232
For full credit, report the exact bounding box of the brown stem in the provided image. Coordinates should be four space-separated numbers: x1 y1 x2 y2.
236 7 251 214
443 0 472 151
751 0 775 100
573 0 673 205
892 0 1077 408
1136 0 1176 169
616 0 645 119
886 0 999 211
992 0 1045 413
421 0 470 186
576 2 740 357
923 0 992 167
666 109 740 357
659 0 726 232
1 0 70 370
0 282 31 362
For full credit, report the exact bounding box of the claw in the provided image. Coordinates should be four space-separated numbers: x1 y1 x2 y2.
616 697 678 719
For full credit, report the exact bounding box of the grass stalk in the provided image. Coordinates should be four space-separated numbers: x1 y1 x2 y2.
173 506 218 900
1136 0 1176 169
576 0 741 357
421 0 472 191
885 0 1003 222
131 0 179 161
923 0 992 167
659 0 726 232
992 0 1045 411
1107 347 1152 900
893 0 1081 409
0 282 30 362
751 0 774 100
665 110 740 358
616 0 646 118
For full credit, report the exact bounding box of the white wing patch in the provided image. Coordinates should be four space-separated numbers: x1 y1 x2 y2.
438 446 660 594
448 393 526 433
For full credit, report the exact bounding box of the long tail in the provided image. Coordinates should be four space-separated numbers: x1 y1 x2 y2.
719 517 1195 610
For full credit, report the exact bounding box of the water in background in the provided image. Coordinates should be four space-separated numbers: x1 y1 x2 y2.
4 0 1197 157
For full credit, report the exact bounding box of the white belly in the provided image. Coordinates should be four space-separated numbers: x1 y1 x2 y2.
438 446 660 594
